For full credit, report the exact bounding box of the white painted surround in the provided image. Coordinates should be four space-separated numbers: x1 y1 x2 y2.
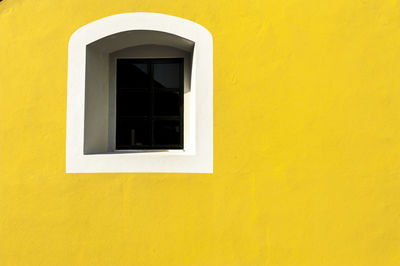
66 13 213 173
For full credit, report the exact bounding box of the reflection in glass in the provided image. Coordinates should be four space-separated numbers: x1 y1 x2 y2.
116 118 151 148
153 63 180 88
117 61 149 89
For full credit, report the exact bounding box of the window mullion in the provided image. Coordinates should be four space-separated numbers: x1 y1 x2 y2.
149 62 154 147
179 59 184 149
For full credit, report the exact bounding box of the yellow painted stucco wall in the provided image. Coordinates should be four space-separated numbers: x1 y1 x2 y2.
1 0 400 265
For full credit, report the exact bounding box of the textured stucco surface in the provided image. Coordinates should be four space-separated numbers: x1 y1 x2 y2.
1 0 400 265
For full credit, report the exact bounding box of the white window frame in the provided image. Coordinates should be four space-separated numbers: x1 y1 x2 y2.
66 13 213 173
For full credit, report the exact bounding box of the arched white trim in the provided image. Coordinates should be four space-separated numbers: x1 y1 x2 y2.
66 13 213 173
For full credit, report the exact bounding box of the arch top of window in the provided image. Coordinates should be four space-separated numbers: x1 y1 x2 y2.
69 12 212 51
87 30 195 54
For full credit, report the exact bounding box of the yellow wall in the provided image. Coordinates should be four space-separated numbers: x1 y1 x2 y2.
1 0 400 265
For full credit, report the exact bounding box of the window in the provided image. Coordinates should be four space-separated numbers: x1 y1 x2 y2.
66 13 213 173
115 58 184 150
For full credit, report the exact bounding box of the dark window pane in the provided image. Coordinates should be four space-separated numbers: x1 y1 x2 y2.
153 120 181 146
154 91 180 116
117 61 149 89
116 58 183 150
117 90 150 116
116 118 151 148
153 63 180 88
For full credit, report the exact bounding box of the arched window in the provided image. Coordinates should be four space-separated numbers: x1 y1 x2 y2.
66 13 213 173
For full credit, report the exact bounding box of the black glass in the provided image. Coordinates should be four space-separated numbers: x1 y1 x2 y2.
116 58 183 149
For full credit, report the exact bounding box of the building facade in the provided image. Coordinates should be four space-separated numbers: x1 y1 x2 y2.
1 0 400 265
